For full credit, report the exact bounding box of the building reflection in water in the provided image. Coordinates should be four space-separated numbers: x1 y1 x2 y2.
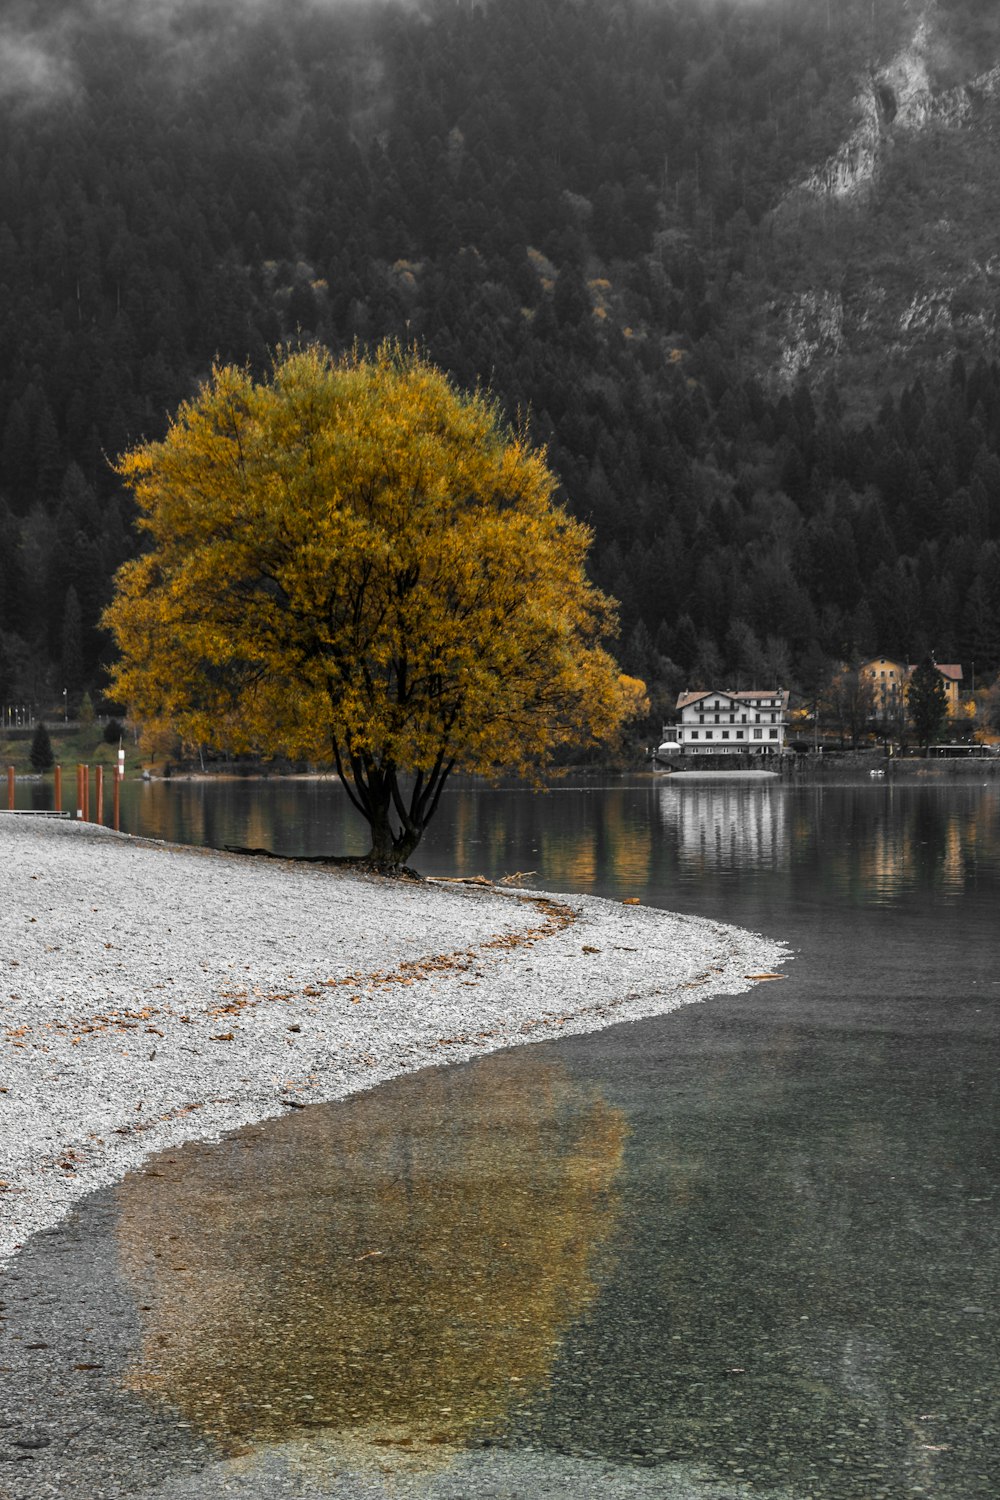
656 784 789 873
654 782 999 908
822 785 997 907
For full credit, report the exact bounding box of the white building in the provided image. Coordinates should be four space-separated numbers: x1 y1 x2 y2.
667 689 790 756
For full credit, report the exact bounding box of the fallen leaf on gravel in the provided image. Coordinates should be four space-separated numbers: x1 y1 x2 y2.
744 973 786 981
210 1033 235 1042
581 945 601 954
622 897 640 905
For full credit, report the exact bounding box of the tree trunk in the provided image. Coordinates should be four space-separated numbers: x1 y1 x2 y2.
364 794 422 873
332 737 452 874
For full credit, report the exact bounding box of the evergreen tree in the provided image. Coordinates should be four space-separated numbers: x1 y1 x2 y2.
907 658 948 754
29 721 54 772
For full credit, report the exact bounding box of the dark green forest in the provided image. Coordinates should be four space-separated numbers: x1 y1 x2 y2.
2 0 1000 728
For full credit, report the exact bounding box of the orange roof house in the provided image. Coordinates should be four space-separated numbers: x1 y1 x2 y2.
861 657 964 719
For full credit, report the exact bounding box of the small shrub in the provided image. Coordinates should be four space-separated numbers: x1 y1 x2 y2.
104 717 125 745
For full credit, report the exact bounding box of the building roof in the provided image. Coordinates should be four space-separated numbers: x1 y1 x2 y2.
676 689 790 710
861 657 963 683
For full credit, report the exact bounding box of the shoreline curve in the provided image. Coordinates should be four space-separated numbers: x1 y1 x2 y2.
0 817 790 1264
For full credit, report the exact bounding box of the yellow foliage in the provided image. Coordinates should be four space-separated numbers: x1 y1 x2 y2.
617 673 650 722
103 344 635 860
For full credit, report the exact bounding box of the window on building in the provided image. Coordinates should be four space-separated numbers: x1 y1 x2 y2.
769 729 778 739
722 731 730 740
736 730 744 739
690 731 698 740
704 730 713 740
753 728 762 739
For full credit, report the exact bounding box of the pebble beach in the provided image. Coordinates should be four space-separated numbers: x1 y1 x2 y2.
0 816 790 1265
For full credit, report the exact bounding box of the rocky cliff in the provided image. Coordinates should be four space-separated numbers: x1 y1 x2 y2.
767 2 1000 397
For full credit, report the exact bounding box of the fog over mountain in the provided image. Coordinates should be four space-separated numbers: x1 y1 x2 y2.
0 0 390 103
2 0 1000 725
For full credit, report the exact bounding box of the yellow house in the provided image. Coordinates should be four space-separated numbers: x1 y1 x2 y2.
860 658 908 720
931 662 963 716
861 657 964 720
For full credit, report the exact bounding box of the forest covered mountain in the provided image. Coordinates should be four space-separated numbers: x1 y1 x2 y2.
2 0 1000 731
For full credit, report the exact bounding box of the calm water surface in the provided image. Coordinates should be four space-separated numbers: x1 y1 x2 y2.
5 777 998 1498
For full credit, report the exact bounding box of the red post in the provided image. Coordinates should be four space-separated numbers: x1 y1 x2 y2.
6 766 14 811
113 770 121 833
82 764 90 823
76 764 84 820
95 765 104 825
54 764 62 814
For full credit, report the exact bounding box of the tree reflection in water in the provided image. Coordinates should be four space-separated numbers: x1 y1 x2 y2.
115 1053 626 1467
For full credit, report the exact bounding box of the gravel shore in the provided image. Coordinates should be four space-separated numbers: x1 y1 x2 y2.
0 816 790 1264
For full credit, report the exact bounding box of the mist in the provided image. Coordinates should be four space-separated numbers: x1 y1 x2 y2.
0 0 394 106
3 1 998 113
0 22 77 103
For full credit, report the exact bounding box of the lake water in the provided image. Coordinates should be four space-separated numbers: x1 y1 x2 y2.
4 776 998 1498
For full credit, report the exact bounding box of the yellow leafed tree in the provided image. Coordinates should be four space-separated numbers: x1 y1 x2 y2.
103 343 645 867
